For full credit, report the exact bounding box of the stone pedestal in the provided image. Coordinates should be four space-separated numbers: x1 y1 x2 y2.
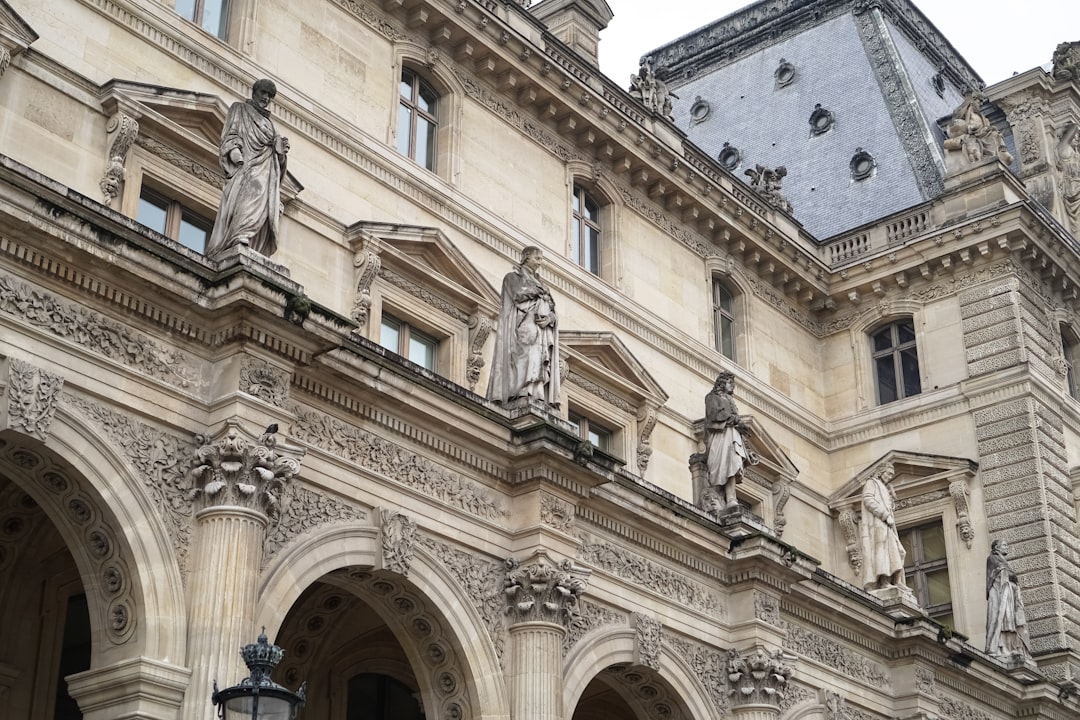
509 621 566 720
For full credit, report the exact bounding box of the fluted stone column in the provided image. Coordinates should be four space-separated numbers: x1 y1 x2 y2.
726 647 794 720
182 424 301 720
504 552 588 720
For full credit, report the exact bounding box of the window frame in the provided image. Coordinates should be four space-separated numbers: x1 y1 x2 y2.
136 182 215 253
568 409 614 452
571 184 602 275
174 0 231 38
1061 323 1080 400
379 311 439 371
899 521 953 626
870 318 922 405
712 278 737 361
397 68 439 172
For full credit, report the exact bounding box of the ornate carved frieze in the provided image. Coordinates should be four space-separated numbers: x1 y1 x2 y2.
134 135 224 188
466 313 492 391
239 357 291 408
824 690 879 720
564 600 625 655
62 393 193 575
262 482 367 562
504 553 588 627
666 633 727 717
379 267 469 322
417 535 507 659
634 613 662 670
188 425 303 517
781 622 889 688
380 508 417 576
5 359 63 441
99 113 139 208
727 647 794 708
937 693 992 720
290 405 505 520
351 247 381 331
0 273 201 390
579 536 722 615
539 493 574 532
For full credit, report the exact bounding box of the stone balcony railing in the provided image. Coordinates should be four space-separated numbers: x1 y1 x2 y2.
823 205 934 266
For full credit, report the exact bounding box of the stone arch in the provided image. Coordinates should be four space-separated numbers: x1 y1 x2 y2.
563 626 716 720
0 410 187 666
784 702 826 720
257 524 510 720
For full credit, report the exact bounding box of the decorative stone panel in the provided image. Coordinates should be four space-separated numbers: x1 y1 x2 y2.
3 358 63 441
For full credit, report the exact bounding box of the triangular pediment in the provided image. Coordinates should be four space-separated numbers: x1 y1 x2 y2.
0 0 38 56
743 416 798 481
346 222 500 313
560 331 668 406
829 450 977 511
99 80 229 150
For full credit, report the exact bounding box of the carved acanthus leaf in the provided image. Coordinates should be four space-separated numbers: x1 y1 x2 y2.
263 483 367 562
782 622 888 687
188 425 303 517
636 405 657 476
635 613 662 670
351 249 382 330
380 509 417 576
564 600 625 655
100 113 139 207
667 633 727 717
949 479 974 549
504 554 588 627
6 359 64 441
726 647 793 708
838 508 862 574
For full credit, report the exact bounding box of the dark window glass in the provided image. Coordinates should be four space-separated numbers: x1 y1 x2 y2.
53 593 91 720
871 319 921 405
137 185 213 253
380 313 438 371
176 0 230 39
571 185 602 275
900 523 953 628
398 69 438 171
712 280 736 361
347 673 423 720
569 411 612 451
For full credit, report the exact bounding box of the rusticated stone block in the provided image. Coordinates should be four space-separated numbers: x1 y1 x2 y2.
961 305 1016 333
959 292 1014 319
978 459 1039 482
975 415 1034 441
987 507 1054 531
968 350 1026 375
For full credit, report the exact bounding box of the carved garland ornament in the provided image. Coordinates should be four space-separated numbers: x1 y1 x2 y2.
503 554 588 627
6 359 64 441
564 600 625 655
781 622 888 688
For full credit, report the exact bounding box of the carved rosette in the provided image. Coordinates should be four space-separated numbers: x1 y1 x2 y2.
380 508 417 576
503 554 588 627
99 113 139 207
351 248 382 331
838 508 862 574
467 313 493 391
5 359 64 441
635 613 662 670
188 425 303 517
727 648 794 710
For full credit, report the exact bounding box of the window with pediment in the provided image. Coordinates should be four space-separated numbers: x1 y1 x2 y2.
348 222 499 390
137 182 214 252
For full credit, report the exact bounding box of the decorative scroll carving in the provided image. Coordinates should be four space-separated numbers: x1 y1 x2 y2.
263 483 367 562
782 622 888 688
635 613 662 670
667 634 727 717
290 405 505 520
467 313 492 391
504 553 588 627
636 405 657 476
753 590 780 625
239 357 290 408
381 509 417 576
539 493 574 532
418 536 506 659
0 273 201 389
350 247 381 331
100 113 139 207
378 268 469 323
188 425 302 517
744 164 792 213
6 359 64 441
949 479 975 548
62 393 194 575
565 600 625 655
727 647 793 708
580 536 722 615
838 508 862 574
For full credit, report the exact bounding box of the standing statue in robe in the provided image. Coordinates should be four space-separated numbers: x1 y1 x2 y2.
985 539 1031 659
487 246 560 406
206 79 290 259
704 372 756 509
860 466 908 591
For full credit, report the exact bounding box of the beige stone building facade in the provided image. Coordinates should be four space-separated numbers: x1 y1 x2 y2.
1 0 1080 719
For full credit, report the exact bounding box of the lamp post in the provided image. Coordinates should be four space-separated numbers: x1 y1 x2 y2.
212 631 306 720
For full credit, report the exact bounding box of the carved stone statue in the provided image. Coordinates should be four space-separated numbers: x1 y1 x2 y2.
629 57 677 121
943 91 1013 171
860 465 908 592
1052 41 1080 82
206 79 290 259
1056 123 1080 234
744 164 793 213
985 539 1031 659
487 246 560 406
704 372 757 509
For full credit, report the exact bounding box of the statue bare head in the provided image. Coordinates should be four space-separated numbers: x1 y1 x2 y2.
250 79 278 111
712 371 735 393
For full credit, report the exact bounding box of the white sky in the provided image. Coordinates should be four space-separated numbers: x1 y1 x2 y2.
597 0 1079 89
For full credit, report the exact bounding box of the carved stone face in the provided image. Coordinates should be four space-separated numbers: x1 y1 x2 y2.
252 87 274 110
523 251 542 272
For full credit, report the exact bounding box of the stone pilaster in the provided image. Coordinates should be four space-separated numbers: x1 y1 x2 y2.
504 552 588 720
181 424 302 720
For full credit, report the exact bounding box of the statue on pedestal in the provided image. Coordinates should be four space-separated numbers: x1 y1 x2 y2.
860 466 908 592
704 372 756 510
487 246 560 406
985 539 1031 659
206 79 290 259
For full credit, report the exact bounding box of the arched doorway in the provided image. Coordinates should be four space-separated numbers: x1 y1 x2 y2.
570 664 693 720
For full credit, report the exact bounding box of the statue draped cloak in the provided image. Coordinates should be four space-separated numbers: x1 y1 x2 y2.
705 392 747 489
206 99 285 258
860 475 906 588
985 551 1030 657
487 265 559 405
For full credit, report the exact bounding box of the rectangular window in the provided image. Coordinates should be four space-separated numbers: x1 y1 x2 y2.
712 280 736 360
380 314 438 371
175 0 231 39
569 410 612 451
137 185 213 253
900 522 953 628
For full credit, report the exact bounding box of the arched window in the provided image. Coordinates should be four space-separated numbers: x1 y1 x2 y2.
571 184 602 274
397 69 438 171
347 673 424 720
871 319 921 404
712 279 736 361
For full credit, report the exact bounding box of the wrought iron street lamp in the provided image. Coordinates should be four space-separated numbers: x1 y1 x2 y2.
212 631 306 720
